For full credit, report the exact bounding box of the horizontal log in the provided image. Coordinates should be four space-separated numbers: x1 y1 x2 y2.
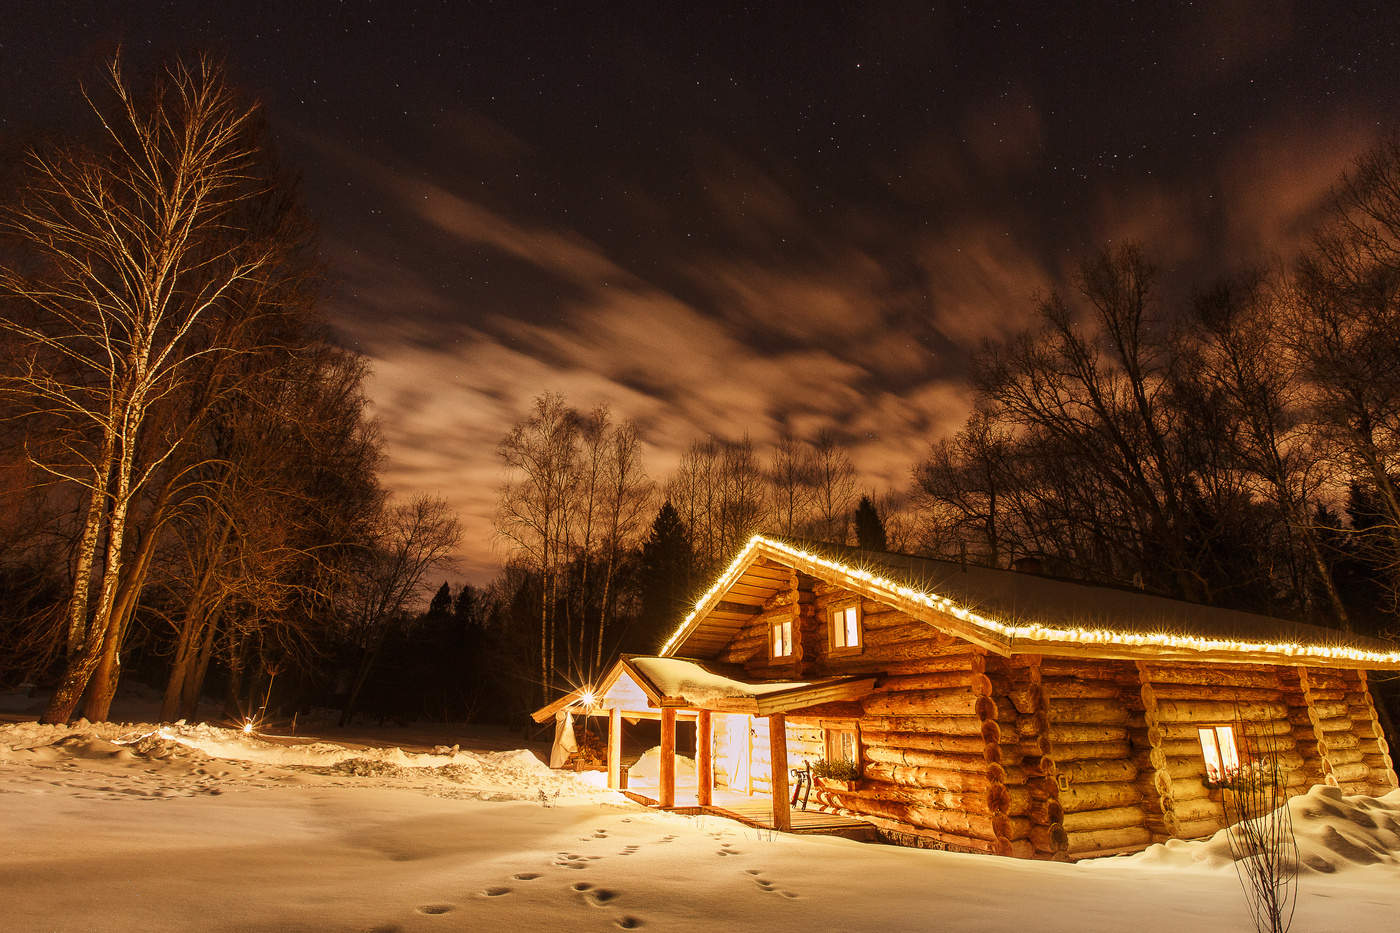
1059 781 1142 813
1066 825 1151 853
864 745 999 773
1063 805 1146 833
1327 739 1360 762
860 730 990 756
1327 761 1373 781
879 671 993 695
1153 699 1288 723
863 690 997 719
1061 758 1139 784
1141 665 1286 689
1310 701 1351 720
1049 724 1129 745
1046 699 1133 725
857 813 1001 854
1170 796 1224 823
864 715 995 738
1323 732 1362 752
1168 777 1213 801
1041 679 1124 700
1146 683 1285 703
863 764 995 794
1039 657 1136 678
1173 817 1221 839
1314 716 1355 735
879 653 988 676
1052 740 1132 762
822 791 1006 840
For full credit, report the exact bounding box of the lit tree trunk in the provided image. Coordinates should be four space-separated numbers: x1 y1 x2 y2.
64 433 115 660
181 610 221 720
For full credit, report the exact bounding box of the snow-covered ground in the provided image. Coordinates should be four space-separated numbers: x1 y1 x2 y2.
2 719 1398 932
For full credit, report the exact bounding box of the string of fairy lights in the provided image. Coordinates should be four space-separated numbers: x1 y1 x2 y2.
660 535 1400 667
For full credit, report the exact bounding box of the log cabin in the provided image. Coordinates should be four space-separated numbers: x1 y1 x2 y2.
533 535 1400 859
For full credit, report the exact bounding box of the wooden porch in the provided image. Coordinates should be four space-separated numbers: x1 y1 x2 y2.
621 790 877 841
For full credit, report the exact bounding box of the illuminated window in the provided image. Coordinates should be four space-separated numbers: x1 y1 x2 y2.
824 723 859 765
1197 725 1241 783
830 602 862 652
771 618 793 658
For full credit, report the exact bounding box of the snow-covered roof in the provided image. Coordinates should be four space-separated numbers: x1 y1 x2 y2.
661 535 1400 669
531 655 876 721
628 657 813 703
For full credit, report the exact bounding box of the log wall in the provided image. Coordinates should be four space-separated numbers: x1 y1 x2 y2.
701 576 1398 859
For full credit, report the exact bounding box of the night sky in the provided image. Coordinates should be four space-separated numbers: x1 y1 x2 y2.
5 2 1399 580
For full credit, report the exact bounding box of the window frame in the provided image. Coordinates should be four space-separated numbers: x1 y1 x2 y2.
828 600 863 655
821 719 861 769
770 617 794 659
1196 724 1241 785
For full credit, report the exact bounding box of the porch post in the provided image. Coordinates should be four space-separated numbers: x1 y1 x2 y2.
660 706 676 808
768 713 791 831
608 707 623 790
697 709 713 807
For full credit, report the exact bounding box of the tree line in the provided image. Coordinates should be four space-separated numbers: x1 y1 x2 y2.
917 142 1400 643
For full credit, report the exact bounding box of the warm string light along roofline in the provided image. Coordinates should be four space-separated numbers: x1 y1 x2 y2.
660 535 1400 667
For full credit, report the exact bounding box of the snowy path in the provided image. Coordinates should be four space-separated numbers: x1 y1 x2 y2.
2 722 1398 932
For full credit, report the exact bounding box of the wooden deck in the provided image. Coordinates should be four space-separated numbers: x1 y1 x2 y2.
624 790 877 841
703 801 878 840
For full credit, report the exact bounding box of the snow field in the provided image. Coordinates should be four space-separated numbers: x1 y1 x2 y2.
2 720 1398 932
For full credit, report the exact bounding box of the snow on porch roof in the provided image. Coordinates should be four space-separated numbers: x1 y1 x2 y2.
530 655 877 722
660 535 1400 670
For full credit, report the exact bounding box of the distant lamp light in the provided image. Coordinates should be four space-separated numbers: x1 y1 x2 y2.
579 689 597 710
242 719 256 735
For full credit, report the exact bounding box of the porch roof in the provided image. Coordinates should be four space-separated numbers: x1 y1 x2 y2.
530 654 877 722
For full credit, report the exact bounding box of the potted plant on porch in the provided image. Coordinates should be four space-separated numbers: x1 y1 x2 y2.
811 756 861 792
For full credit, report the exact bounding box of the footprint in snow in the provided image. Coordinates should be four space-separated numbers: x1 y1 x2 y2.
572 882 593 891
481 887 512 897
415 904 456 914
615 917 643 929
585 889 619 907
513 872 541 881
618 845 640 856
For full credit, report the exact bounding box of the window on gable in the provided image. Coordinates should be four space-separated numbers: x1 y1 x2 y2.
770 618 793 658
829 602 862 652
1197 725 1241 783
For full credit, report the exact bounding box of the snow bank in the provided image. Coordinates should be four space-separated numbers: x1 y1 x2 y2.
1120 784 1400 874
0 719 613 803
628 745 697 785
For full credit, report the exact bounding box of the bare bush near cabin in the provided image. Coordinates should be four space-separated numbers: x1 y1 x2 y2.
1222 716 1299 933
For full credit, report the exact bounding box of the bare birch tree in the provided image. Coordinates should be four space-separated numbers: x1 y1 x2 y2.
768 432 815 535
594 419 651 669
496 393 580 699
0 55 289 722
809 429 857 543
